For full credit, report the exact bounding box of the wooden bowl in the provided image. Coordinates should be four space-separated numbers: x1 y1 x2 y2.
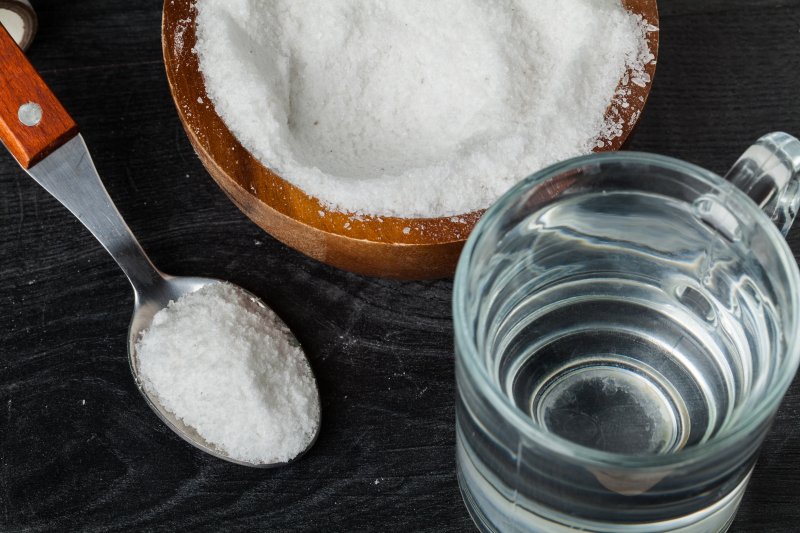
162 1 659 279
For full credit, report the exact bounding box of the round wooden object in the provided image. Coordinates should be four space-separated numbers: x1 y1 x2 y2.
0 0 38 51
162 1 659 279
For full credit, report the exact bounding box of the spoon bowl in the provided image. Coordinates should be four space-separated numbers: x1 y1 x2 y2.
128 275 320 468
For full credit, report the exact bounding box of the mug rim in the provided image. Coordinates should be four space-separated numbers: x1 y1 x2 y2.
453 151 800 469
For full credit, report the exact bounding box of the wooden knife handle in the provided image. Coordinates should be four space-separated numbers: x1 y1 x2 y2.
0 22 78 169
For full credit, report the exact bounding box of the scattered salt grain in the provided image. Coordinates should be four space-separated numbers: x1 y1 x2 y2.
195 0 654 218
136 283 320 464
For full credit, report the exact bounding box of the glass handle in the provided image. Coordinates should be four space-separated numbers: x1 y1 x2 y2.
725 132 800 237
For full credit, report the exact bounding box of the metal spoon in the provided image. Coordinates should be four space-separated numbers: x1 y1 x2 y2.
0 26 319 467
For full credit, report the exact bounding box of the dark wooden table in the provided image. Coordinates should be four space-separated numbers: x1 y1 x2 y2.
1 1 798 531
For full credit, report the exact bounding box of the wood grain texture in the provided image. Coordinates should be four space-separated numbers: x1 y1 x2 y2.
162 0 659 279
0 0 797 532
0 23 77 168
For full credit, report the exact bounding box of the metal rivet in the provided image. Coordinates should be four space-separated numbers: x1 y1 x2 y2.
18 102 43 127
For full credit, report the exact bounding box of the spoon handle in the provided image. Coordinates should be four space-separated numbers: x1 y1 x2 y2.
0 23 77 168
0 22 164 294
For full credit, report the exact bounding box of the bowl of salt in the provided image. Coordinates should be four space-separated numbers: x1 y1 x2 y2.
163 0 659 279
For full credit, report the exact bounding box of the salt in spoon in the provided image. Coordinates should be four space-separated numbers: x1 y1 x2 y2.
0 25 319 467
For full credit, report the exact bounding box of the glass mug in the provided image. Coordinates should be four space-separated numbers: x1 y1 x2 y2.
454 133 800 532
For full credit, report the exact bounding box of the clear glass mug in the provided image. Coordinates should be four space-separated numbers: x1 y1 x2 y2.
454 133 800 532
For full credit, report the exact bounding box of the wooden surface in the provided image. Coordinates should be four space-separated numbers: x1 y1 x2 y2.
0 23 76 168
0 0 798 531
162 0 658 279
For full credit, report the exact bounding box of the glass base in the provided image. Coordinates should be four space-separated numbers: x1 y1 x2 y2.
456 439 748 533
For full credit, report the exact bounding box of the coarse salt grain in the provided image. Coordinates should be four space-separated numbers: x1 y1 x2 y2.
136 283 320 464
195 0 654 218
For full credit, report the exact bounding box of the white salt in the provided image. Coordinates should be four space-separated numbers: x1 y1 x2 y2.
195 0 654 218
136 282 320 464
0 8 26 46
